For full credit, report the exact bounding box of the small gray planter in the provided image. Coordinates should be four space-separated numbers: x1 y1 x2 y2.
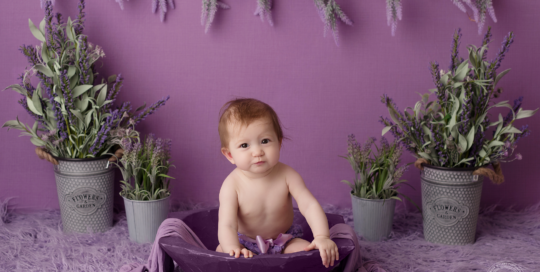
54 157 115 233
351 194 396 241
421 164 483 245
123 196 170 244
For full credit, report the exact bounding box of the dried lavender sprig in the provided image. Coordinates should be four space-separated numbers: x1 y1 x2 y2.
74 0 86 36
254 0 273 26
202 0 230 33
481 26 492 60
44 1 57 51
489 32 514 78
78 36 91 84
133 96 170 125
449 28 462 72
60 70 75 125
104 74 124 111
386 0 402 37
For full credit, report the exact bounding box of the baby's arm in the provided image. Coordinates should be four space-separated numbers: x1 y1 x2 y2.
286 166 339 268
217 177 253 258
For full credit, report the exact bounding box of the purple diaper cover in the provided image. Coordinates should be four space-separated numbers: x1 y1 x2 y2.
238 224 303 255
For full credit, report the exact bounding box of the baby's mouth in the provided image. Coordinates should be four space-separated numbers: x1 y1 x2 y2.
254 161 265 165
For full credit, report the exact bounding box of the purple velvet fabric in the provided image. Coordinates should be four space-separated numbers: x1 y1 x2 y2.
119 218 202 272
238 224 303 255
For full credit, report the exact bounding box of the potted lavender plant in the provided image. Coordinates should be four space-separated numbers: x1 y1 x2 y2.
109 121 174 244
380 28 538 245
2 1 169 234
341 135 416 241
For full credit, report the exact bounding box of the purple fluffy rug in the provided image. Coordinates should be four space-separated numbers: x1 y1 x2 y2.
1 198 539 272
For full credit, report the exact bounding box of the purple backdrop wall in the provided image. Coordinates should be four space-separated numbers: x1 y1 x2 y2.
1 0 539 211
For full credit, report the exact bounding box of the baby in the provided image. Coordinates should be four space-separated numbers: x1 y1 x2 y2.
215 98 339 268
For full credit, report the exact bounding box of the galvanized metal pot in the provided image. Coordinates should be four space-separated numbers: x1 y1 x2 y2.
123 196 170 244
351 194 396 241
421 164 483 245
54 157 115 233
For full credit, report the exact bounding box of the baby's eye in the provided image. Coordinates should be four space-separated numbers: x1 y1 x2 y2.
261 139 270 144
240 143 248 148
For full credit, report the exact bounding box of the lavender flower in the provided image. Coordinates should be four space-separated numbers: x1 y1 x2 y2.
40 0 55 9
386 0 402 37
104 74 124 111
488 32 514 78
515 153 522 161
78 36 91 84
74 0 86 36
503 96 523 126
481 26 492 60
60 70 75 125
19 45 40 66
133 96 170 125
90 115 114 155
449 28 462 72
44 1 57 50
430 62 445 102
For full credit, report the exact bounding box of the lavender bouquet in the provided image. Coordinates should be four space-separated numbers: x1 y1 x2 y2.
2 0 168 159
109 119 174 201
341 136 416 206
381 28 538 168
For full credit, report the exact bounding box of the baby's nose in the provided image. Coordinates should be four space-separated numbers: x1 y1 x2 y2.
253 147 265 156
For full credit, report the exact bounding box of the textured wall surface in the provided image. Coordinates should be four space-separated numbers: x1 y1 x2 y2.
1 0 539 211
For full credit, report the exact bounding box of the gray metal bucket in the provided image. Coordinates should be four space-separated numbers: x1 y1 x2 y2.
351 194 396 241
123 196 170 244
421 164 483 245
54 157 115 233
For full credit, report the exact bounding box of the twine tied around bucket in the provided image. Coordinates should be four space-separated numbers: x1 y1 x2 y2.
414 158 505 184
35 147 124 165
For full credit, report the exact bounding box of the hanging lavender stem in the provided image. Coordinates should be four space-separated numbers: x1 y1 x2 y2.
152 0 176 22
254 0 273 26
313 0 353 46
453 0 497 35
201 0 230 33
386 0 402 37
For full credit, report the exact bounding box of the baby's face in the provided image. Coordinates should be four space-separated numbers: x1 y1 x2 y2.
222 118 281 177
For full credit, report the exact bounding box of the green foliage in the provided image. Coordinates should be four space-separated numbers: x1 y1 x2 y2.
341 136 418 210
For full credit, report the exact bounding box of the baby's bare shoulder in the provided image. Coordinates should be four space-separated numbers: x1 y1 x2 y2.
277 163 302 180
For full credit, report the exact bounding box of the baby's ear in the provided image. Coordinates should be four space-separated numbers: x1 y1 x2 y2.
221 147 235 164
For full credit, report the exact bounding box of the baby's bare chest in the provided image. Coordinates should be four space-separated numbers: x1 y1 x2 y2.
236 180 291 217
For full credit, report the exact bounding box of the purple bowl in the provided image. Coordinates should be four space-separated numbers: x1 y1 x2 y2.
159 208 355 272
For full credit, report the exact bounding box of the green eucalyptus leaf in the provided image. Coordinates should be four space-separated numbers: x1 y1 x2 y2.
39 18 46 33
41 43 50 64
26 96 42 116
382 126 392 136
72 85 93 98
135 103 147 112
2 120 25 131
501 126 522 134
487 141 504 148
96 85 107 107
67 66 77 78
466 126 475 150
494 69 510 87
3 84 27 96
66 18 75 42
34 64 54 77
32 89 43 115
30 137 46 146
70 74 79 90
70 109 84 123
458 133 467 154
91 84 105 97
515 108 538 120
28 19 45 42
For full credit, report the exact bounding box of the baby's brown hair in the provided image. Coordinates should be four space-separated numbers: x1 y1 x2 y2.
218 98 284 148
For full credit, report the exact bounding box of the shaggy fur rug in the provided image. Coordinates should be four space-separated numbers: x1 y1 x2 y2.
1 198 539 272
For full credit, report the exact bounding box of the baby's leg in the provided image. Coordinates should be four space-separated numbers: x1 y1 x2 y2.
216 244 223 252
283 238 311 254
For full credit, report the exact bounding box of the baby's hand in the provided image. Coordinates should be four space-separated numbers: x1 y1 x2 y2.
304 236 339 268
228 247 255 258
